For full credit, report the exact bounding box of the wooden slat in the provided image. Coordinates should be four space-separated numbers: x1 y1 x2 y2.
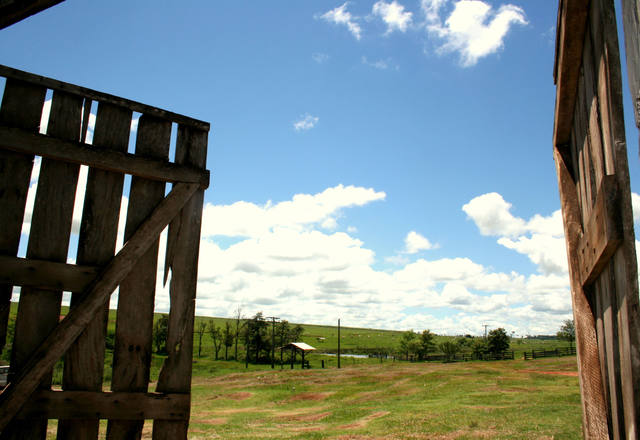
577 175 622 286
58 102 131 440
107 115 171 440
621 0 640 143
17 391 189 421
553 147 610 439
0 0 64 30
0 65 210 131
0 79 45 356
153 125 208 440
0 126 210 188
0 256 99 292
4 90 83 440
0 182 200 433
553 0 589 147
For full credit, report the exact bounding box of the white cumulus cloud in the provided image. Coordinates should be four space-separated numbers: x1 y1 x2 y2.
372 0 413 34
317 2 362 40
423 0 528 67
463 192 567 276
404 231 436 254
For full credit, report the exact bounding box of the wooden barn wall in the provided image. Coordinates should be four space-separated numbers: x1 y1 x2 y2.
553 0 640 438
0 65 209 440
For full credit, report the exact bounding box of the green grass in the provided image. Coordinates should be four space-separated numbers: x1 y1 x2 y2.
183 356 581 439
4 302 582 438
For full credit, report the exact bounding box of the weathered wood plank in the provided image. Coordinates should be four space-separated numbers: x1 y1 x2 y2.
0 256 99 292
621 0 640 146
4 90 83 440
153 126 207 440
0 65 209 131
553 147 610 439
0 0 65 30
553 0 589 147
577 175 622 286
0 126 209 188
58 102 131 440
17 391 189 421
0 182 199 434
0 79 45 356
598 264 625 438
107 115 171 440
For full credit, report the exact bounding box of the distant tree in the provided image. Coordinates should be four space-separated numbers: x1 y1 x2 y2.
439 340 460 362
247 312 269 363
487 328 510 355
471 338 488 359
289 324 304 342
223 321 234 360
419 330 436 359
153 315 169 354
399 331 417 360
234 306 243 361
557 319 575 348
208 321 222 360
196 321 207 358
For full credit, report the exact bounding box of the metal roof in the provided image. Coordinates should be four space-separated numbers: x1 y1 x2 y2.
282 342 316 351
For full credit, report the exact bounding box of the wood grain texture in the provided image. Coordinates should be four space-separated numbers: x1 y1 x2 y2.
58 102 132 440
0 256 99 292
621 0 640 137
554 148 610 439
577 175 622 286
554 0 640 436
18 390 189 421
107 115 171 440
3 90 83 440
0 65 209 130
0 182 199 434
0 126 209 188
153 126 208 440
0 79 45 356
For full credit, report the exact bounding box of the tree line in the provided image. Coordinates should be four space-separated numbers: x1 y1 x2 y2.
152 310 304 365
398 328 511 361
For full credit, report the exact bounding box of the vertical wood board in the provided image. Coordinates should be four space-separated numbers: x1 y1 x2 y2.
107 115 171 440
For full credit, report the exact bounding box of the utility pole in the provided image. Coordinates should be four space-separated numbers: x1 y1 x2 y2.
266 316 279 369
483 324 489 339
338 318 341 369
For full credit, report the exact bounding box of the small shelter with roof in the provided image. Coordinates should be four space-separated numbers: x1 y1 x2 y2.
281 342 315 369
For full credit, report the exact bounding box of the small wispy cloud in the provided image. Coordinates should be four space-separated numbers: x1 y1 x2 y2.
293 114 319 131
372 0 413 34
312 52 330 64
361 56 398 71
317 2 362 41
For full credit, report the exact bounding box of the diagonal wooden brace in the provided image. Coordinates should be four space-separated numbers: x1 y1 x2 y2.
0 182 199 433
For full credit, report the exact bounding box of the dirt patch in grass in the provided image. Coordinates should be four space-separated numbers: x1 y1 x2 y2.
191 417 227 425
347 390 383 402
288 391 334 402
338 410 390 429
520 369 578 377
225 391 253 400
201 406 265 415
274 406 329 418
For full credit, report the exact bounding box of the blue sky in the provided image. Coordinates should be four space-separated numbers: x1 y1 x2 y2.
2 0 639 335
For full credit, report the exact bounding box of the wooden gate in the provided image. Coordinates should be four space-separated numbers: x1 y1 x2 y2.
553 0 640 438
0 65 209 439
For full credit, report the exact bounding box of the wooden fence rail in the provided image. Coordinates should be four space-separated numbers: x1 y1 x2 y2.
0 64 210 440
523 347 577 360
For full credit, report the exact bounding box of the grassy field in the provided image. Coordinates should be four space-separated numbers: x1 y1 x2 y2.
4 302 583 438
43 356 582 439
